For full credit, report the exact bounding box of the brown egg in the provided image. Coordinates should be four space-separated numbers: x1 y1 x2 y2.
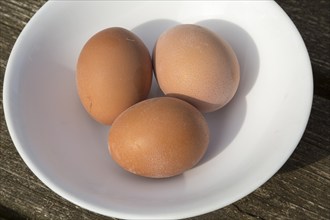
153 24 240 112
76 27 152 125
108 97 209 178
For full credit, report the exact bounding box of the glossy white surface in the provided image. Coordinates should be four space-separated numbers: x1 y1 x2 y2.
3 1 313 219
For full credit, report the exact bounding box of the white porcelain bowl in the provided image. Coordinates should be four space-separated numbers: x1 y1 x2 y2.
3 1 313 219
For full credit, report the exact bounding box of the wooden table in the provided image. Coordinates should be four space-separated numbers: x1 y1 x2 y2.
1 0 329 219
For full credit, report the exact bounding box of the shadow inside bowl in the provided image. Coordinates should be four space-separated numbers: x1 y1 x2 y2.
195 19 260 165
132 19 181 99
132 19 180 54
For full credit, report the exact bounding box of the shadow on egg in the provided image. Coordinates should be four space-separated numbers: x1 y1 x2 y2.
196 19 260 166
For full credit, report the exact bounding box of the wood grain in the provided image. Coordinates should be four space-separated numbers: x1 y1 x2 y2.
277 0 330 100
1 0 329 219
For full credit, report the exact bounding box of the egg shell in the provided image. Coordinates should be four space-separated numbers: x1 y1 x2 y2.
108 97 209 178
153 24 240 112
76 27 152 125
